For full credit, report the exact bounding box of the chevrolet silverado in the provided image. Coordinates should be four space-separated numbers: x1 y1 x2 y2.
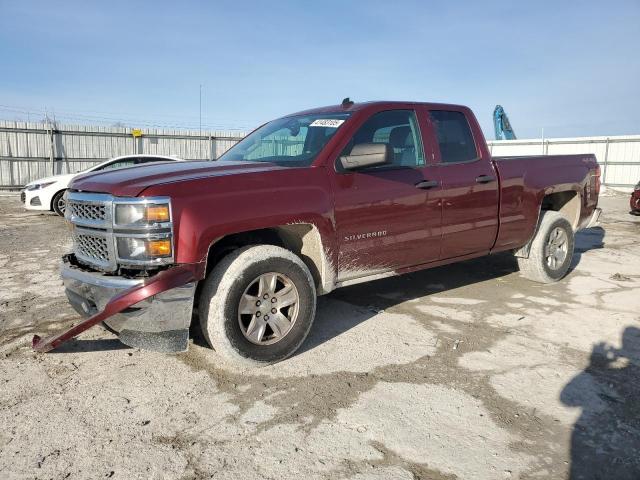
33 100 602 366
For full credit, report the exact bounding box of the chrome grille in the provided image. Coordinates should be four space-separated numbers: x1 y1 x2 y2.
66 191 116 271
74 232 110 264
69 202 106 221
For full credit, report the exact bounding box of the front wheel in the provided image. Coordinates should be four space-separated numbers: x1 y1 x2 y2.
517 210 575 283
52 190 67 217
199 245 317 367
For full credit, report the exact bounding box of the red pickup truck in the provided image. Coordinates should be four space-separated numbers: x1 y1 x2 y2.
33 100 601 365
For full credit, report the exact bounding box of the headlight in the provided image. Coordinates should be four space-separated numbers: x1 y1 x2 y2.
116 237 172 261
112 197 174 266
115 202 170 226
26 181 55 191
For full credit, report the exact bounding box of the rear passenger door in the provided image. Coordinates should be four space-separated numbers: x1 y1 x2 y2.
426 109 499 259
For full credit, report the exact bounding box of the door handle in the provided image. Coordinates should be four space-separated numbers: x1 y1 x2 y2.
475 175 495 184
415 180 439 190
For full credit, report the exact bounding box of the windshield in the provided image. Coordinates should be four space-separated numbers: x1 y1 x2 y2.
219 112 351 167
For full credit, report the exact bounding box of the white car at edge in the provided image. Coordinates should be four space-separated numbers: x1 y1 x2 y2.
21 154 183 216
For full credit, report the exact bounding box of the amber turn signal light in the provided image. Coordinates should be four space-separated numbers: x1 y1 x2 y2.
147 239 172 257
146 205 170 223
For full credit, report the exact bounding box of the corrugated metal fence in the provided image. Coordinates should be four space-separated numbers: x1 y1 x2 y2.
487 135 640 188
0 120 245 189
2 120 638 189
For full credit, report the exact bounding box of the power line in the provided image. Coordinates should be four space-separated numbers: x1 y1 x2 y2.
0 103 253 131
0 103 253 127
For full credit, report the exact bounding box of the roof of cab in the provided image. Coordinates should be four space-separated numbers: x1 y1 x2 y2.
286 100 468 117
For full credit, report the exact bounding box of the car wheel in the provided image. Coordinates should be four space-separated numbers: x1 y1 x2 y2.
199 244 317 367
517 210 575 283
52 190 67 217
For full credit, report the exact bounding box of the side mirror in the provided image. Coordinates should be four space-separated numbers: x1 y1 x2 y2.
340 143 390 170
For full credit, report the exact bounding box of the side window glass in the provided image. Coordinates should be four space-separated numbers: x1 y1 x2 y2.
99 160 137 171
135 157 174 164
429 110 478 163
340 109 425 169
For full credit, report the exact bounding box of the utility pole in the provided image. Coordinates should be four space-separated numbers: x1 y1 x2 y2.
199 84 202 136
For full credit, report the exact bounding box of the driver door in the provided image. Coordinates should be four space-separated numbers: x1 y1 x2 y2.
331 108 442 282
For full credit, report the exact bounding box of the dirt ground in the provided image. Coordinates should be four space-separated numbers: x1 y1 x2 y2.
1 192 639 480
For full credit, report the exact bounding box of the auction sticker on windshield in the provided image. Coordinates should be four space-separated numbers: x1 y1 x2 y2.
310 119 345 128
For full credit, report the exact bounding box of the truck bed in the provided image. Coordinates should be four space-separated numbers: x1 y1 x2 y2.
491 154 599 252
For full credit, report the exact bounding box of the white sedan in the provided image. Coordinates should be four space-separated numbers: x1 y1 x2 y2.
21 154 183 216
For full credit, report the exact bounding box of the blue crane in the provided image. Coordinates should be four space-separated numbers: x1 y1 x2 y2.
493 105 517 140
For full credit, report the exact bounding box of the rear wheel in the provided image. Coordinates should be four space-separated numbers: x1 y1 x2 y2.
517 210 575 283
199 245 317 367
52 190 67 216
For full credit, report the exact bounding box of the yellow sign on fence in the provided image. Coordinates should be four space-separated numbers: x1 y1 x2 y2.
131 129 143 138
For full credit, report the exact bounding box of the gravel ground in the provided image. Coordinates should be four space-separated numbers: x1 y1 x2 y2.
0 192 639 480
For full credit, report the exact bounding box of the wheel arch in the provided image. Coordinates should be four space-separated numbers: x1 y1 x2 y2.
540 189 581 231
514 188 580 259
202 223 335 296
50 188 68 212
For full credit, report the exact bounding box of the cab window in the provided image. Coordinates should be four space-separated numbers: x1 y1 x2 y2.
429 110 478 163
340 110 425 169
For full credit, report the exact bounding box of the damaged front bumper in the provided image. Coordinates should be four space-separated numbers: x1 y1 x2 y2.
32 255 198 353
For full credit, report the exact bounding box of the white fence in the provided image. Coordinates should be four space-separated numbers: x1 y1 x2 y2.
0 120 245 189
487 135 640 188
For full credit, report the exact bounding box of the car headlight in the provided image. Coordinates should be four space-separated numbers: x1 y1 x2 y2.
115 202 171 226
116 236 172 261
26 181 55 191
112 197 174 266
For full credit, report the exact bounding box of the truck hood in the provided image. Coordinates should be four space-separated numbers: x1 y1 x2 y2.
70 160 286 197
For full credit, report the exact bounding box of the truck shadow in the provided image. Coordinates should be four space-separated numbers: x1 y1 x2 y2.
298 226 605 356
570 226 605 272
298 251 518 355
560 326 640 479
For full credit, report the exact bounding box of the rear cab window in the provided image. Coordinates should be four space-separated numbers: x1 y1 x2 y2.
429 110 478 164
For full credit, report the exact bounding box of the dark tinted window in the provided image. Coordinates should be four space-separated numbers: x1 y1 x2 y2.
95 159 136 171
429 111 478 163
137 157 175 164
341 110 425 168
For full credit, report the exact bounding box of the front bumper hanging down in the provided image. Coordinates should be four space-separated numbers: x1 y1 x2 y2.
32 260 198 353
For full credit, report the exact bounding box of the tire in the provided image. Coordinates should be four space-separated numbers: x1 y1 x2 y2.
52 190 67 217
517 210 575 283
198 245 317 367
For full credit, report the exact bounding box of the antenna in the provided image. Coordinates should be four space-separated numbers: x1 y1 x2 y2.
341 97 354 108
